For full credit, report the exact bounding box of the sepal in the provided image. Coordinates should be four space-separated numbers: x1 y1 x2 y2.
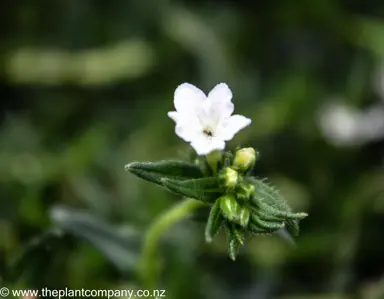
226 224 244 261
236 183 256 202
238 206 250 227
219 194 241 222
205 199 224 243
219 167 239 190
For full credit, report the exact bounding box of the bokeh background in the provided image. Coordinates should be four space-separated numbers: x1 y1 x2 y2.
1 1 384 298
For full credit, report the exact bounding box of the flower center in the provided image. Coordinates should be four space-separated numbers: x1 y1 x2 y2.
203 129 213 137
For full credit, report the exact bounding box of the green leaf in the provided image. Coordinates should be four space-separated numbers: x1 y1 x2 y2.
50 205 141 275
257 201 308 220
286 219 300 237
226 224 243 261
125 160 203 186
161 177 223 202
249 177 308 220
250 214 285 231
248 178 307 237
233 227 245 245
249 178 292 212
248 223 271 235
250 206 302 237
251 207 284 221
205 199 224 243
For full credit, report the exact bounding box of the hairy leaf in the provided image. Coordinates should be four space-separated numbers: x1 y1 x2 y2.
125 160 203 186
248 177 292 212
250 214 285 231
161 177 223 202
257 201 308 220
226 224 243 261
205 199 224 242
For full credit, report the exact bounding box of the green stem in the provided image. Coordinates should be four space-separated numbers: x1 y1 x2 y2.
205 150 222 175
138 198 205 288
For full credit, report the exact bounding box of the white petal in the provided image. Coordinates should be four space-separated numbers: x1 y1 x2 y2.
218 115 252 141
190 137 225 155
174 83 206 114
210 138 226 151
174 116 202 142
167 111 179 122
206 83 234 119
208 83 233 103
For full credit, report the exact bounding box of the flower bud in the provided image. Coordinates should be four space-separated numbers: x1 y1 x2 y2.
239 206 250 227
232 147 257 173
236 183 256 201
219 167 239 189
219 194 241 222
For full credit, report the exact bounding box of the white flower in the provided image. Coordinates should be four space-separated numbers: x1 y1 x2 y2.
168 83 252 155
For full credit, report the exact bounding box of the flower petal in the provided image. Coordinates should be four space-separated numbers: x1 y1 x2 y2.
218 115 252 141
190 137 225 156
167 111 179 123
174 116 202 142
206 83 234 119
174 83 206 114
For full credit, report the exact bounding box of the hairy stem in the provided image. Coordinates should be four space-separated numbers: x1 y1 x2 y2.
138 198 205 288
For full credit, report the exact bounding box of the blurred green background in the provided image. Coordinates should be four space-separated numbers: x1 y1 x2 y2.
1 1 384 298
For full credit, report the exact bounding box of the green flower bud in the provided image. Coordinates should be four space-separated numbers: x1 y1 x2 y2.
239 206 250 227
236 183 256 201
232 147 257 173
220 194 241 222
219 167 238 189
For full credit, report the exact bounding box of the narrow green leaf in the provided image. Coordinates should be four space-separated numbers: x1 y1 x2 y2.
161 177 223 202
228 237 239 261
233 227 245 245
286 219 300 237
257 201 308 220
249 178 308 221
226 224 243 261
250 214 285 231
125 160 203 186
50 205 141 275
251 206 284 221
251 207 301 237
248 223 271 235
205 199 224 243
249 177 292 212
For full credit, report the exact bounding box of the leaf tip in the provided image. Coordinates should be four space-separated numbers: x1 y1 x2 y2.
124 162 136 172
298 212 308 219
